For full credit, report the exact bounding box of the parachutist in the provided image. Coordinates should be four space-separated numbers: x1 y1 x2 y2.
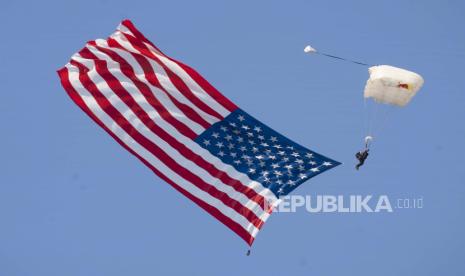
246 249 251 256
355 149 369 170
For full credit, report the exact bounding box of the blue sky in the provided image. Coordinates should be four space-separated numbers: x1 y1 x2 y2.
1 0 464 275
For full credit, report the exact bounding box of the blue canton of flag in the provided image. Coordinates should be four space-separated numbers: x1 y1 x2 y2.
195 109 341 197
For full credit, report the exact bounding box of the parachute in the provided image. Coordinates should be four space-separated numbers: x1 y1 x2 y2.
361 65 424 146
364 65 424 107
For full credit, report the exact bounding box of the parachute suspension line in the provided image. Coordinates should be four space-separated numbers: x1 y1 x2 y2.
370 102 381 137
364 101 394 147
304 45 372 67
360 98 375 150
363 97 369 139
371 105 393 140
365 100 377 140
364 99 385 148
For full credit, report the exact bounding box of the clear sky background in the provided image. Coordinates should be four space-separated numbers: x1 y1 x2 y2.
1 0 464 275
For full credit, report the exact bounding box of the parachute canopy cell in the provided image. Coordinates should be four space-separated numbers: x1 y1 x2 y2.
364 65 424 107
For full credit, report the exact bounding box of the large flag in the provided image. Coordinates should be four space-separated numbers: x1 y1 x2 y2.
57 20 340 245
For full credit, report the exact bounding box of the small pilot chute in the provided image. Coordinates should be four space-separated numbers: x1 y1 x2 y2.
304 45 317 53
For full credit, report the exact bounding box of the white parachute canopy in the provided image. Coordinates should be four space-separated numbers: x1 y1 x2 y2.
364 65 424 107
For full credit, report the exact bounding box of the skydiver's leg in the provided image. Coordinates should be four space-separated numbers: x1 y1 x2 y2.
355 151 364 170
356 159 365 170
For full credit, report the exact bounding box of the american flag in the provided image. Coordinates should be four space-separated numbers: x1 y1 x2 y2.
57 20 340 245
